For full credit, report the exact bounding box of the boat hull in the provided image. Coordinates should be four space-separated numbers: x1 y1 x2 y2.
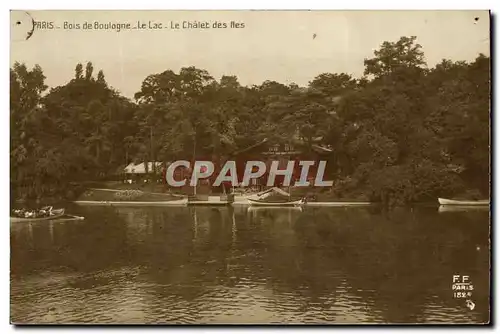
248 199 304 207
232 190 274 204
438 205 490 213
438 198 490 206
248 206 303 211
10 209 65 222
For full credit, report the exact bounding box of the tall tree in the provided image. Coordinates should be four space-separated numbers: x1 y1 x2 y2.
85 61 94 80
364 36 426 79
75 63 83 80
10 36 489 206
97 70 106 85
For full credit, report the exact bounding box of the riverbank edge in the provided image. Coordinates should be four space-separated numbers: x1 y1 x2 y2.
72 199 373 207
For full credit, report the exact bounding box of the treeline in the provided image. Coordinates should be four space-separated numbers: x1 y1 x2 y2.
10 36 490 205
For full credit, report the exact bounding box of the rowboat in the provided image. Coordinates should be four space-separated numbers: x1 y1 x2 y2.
10 208 65 222
232 188 275 204
438 205 490 213
248 198 304 207
248 206 303 212
438 198 490 206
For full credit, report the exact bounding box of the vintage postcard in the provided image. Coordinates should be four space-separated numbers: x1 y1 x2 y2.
10 10 491 324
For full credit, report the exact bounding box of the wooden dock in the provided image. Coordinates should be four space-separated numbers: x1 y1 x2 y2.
187 200 231 206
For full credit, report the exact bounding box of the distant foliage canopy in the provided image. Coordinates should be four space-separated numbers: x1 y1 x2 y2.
10 36 490 205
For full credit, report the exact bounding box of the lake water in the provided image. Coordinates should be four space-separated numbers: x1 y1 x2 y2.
10 204 490 324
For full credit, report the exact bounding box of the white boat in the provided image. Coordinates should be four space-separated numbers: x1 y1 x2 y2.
248 206 303 212
10 208 65 222
438 198 490 206
438 205 490 213
232 188 276 205
248 198 304 207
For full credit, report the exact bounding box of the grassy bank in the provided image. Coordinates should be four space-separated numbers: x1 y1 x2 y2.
94 181 188 195
81 181 372 202
77 189 181 202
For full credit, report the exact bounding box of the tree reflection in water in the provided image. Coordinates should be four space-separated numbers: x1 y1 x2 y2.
10 205 489 324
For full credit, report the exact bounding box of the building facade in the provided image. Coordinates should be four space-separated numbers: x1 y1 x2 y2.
224 138 335 191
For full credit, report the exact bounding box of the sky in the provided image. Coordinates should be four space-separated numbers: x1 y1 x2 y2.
10 10 490 99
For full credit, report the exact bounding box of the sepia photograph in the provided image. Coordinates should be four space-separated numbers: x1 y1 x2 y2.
9 9 491 324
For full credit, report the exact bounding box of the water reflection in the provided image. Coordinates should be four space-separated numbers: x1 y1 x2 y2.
11 205 490 324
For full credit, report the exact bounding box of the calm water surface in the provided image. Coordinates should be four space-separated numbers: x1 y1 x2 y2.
10 205 490 324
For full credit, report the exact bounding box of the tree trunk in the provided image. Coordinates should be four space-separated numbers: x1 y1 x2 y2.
108 144 113 164
150 126 154 174
192 129 197 196
144 156 149 174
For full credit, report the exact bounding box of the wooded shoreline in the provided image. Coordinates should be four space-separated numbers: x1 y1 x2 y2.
11 36 490 207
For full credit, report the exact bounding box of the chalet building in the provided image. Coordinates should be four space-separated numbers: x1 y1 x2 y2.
223 138 335 191
159 139 334 195
162 156 216 195
122 161 192 186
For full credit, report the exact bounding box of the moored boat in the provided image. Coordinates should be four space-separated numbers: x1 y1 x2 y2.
232 187 293 205
10 208 65 222
438 205 490 213
438 198 490 206
232 188 274 203
248 198 304 207
248 206 303 212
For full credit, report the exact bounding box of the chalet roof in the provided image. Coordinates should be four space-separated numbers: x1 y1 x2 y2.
230 138 332 156
231 138 270 156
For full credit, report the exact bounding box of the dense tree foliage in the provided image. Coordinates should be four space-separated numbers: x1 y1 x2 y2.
11 61 138 202
10 36 490 205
